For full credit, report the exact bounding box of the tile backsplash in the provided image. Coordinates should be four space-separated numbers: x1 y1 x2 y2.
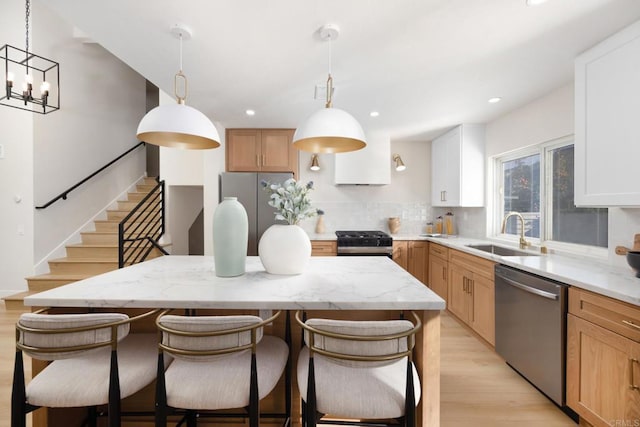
300 201 431 235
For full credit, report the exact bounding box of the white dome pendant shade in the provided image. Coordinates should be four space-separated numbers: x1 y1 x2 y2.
136 25 220 150
137 102 220 150
293 24 366 154
293 106 366 154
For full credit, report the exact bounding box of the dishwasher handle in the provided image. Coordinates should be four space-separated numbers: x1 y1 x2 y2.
499 275 559 300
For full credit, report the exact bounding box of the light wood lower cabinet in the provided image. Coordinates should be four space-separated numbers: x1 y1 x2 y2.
392 241 408 270
567 287 640 425
428 244 448 302
310 241 337 256
447 249 495 346
407 241 429 284
393 241 428 285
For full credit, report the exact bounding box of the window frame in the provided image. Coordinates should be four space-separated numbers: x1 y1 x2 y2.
491 135 608 258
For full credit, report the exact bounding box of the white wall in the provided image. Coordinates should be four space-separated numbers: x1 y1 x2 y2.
297 139 431 235
482 83 640 267
32 3 147 264
0 1 35 296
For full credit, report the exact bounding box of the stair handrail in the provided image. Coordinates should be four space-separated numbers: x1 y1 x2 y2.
35 141 146 210
118 179 168 268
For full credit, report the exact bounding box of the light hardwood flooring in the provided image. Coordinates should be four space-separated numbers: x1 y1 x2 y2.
0 304 576 427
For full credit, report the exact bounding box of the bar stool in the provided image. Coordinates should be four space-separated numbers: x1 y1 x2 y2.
296 311 422 427
155 310 290 427
12 308 163 427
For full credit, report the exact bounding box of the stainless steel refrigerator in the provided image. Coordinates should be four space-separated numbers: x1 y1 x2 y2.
219 172 293 255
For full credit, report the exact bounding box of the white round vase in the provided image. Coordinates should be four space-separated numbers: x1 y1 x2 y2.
258 224 311 275
213 197 248 277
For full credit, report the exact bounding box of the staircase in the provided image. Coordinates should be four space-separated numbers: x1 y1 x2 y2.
3 177 166 310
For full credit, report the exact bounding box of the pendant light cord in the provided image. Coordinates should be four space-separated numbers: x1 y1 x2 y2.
174 30 188 104
325 35 333 108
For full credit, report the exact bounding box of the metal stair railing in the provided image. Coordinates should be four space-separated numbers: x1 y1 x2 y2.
118 179 168 268
36 142 146 210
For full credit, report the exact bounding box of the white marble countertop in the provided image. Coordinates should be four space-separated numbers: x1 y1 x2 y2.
416 235 640 307
308 231 640 305
24 256 446 311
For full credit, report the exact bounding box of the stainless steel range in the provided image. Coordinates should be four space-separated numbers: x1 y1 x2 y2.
335 230 393 256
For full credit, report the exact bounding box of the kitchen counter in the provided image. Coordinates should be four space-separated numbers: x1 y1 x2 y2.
395 233 640 307
24 255 444 427
24 256 445 310
308 231 640 306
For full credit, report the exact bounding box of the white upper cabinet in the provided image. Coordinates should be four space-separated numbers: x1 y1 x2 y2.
334 134 391 185
575 20 640 207
431 124 485 207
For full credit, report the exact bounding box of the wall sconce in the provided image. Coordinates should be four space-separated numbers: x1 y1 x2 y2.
393 154 406 171
310 154 320 171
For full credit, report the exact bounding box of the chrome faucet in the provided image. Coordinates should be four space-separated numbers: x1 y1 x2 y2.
501 212 530 249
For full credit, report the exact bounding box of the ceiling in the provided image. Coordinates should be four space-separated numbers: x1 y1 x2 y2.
41 0 640 142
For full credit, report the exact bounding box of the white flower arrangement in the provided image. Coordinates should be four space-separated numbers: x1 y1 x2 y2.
261 178 318 225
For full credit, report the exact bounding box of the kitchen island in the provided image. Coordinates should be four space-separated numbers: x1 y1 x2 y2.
24 255 446 427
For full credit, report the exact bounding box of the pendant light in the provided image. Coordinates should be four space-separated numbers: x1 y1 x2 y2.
1 0 60 114
293 24 366 154
136 25 220 150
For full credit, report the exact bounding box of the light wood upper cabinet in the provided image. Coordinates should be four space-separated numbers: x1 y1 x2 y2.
226 129 299 178
447 248 495 346
567 288 640 425
431 124 485 207
575 21 640 206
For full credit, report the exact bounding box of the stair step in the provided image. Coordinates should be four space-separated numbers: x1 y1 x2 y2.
81 231 118 245
26 274 90 291
3 291 38 311
117 200 158 211
136 184 157 192
107 209 156 221
127 191 153 202
48 257 119 275
66 244 119 258
94 220 154 232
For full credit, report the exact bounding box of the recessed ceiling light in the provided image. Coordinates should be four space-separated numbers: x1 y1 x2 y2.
370 111 380 117
245 109 255 116
526 0 548 6
488 97 502 104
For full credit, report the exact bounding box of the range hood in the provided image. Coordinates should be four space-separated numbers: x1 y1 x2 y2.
334 134 391 185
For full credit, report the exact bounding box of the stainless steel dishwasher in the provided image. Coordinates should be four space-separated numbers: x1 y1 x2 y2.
495 264 568 407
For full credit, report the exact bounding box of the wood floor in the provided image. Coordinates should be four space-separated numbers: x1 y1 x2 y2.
0 304 576 427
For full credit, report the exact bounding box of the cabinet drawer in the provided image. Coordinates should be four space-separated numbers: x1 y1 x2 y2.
311 241 337 256
429 243 448 260
569 287 640 343
448 249 495 280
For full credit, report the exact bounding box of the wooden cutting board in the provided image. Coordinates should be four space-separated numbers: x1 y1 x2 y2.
635 234 640 251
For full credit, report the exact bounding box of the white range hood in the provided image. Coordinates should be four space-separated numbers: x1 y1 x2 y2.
334 133 391 185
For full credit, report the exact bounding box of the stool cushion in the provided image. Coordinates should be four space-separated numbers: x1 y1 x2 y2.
165 335 288 410
26 333 162 407
297 346 421 419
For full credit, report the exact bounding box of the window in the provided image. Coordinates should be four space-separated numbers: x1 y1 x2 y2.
495 137 607 250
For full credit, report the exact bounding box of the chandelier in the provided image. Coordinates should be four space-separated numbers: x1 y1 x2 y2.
1 0 60 114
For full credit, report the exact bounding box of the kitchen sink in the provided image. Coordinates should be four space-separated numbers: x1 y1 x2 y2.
466 244 538 257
